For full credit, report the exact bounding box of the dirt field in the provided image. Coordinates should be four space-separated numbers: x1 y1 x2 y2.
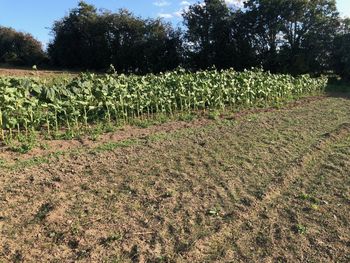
0 94 349 262
0 67 77 77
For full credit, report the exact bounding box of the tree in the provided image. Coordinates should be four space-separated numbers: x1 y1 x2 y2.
183 0 234 70
0 26 46 66
332 18 350 80
48 1 104 69
140 19 183 73
102 10 182 73
281 0 339 74
48 1 183 73
243 0 339 74
47 0 343 76
243 0 285 72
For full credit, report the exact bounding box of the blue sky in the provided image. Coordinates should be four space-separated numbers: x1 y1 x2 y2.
0 0 349 47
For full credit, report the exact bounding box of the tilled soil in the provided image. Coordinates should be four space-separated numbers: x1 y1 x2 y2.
0 95 349 262
0 68 76 77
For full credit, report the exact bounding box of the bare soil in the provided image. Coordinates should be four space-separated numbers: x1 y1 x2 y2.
0 67 77 77
0 94 349 262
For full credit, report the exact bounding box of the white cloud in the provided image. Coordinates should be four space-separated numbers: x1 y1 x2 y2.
158 13 174 19
174 3 190 18
224 0 245 7
174 10 183 17
180 1 191 6
153 0 171 7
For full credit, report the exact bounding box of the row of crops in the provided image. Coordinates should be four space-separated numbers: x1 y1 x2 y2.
0 68 327 141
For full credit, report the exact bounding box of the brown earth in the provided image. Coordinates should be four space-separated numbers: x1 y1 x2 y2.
0 94 349 262
0 67 77 77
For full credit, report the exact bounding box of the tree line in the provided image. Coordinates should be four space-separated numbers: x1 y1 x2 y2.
0 27 46 66
0 0 349 79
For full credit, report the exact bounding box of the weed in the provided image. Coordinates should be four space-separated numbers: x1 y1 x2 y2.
33 202 55 223
293 224 307 234
298 192 319 204
91 139 137 153
99 233 123 247
178 113 196 122
208 207 221 217
208 110 220 120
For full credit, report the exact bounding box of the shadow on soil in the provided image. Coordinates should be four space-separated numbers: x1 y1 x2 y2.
325 82 350 98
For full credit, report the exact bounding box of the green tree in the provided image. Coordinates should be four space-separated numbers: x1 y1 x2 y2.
183 0 235 70
332 18 350 80
48 1 182 73
243 0 285 71
243 0 339 74
140 19 183 73
48 1 104 69
280 0 339 74
0 26 46 66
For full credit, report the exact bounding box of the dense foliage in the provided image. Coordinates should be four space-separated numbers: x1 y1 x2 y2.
45 0 348 78
184 0 340 74
1 1 350 79
242 0 339 74
0 27 46 66
332 18 350 80
48 3 182 73
0 69 326 141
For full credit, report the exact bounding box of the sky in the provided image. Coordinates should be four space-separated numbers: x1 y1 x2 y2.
0 0 349 47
